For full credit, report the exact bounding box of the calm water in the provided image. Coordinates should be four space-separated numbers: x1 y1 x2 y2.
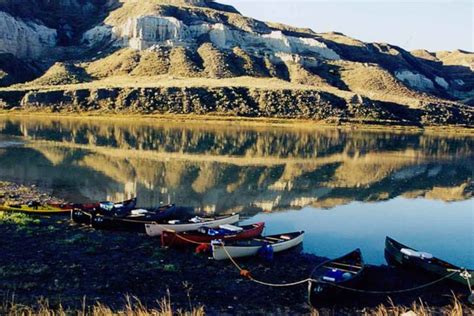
0 116 472 266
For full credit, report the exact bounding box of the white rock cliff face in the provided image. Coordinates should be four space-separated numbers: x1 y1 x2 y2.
395 70 435 91
0 11 57 59
434 76 449 89
83 13 340 63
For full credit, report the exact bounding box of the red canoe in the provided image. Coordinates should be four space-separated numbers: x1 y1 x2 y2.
161 222 265 247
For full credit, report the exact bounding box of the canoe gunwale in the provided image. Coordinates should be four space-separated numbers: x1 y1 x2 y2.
385 236 474 288
211 231 305 260
145 214 240 237
311 249 365 285
308 249 365 306
161 222 265 247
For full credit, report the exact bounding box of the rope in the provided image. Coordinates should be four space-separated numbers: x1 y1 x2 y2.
102 216 473 296
248 276 313 287
316 271 459 294
459 270 473 294
169 232 212 246
220 242 245 272
219 243 317 287
219 243 467 294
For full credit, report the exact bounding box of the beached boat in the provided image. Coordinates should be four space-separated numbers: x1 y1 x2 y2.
90 204 178 232
211 231 304 261
385 236 474 288
308 249 365 305
145 214 240 237
71 198 140 225
161 222 265 247
0 201 70 215
50 197 137 212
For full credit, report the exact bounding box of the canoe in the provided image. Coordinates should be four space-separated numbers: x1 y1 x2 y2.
145 214 240 237
89 204 178 232
0 202 70 215
52 197 137 212
161 222 265 247
309 249 365 305
71 198 141 225
211 231 304 261
385 236 474 288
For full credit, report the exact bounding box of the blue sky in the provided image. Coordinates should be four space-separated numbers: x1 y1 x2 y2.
220 0 473 52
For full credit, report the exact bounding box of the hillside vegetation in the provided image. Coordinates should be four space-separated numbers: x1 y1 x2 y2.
0 0 472 127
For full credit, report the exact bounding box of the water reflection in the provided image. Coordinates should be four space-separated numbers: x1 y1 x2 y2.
0 116 472 214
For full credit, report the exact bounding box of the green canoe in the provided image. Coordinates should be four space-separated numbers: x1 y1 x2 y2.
385 236 473 289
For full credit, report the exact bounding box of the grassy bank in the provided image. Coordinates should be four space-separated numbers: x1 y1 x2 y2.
1 294 468 315
2 295 205 316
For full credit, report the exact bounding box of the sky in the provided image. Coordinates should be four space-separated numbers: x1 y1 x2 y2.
219 0 473 52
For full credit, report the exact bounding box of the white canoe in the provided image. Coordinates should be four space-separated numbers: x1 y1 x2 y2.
212 231 305 260
145 214 240 237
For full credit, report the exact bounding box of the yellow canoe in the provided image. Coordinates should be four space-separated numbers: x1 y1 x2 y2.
0 203 71 215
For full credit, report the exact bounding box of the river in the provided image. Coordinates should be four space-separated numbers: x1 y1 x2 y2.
0 116 472 266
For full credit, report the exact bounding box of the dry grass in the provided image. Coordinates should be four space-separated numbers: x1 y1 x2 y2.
367 296 467 316
286 62 330 87
197 43 237 78
104 1 166 27
319 32 367 48
410 50 438 62
104 0 258 35
168 47 202 77
263 57 287 80
334 61 438 108
87 49 141 78
1 294 205 316
5 75 306 92
232 47 268 77
131 49 171 76
266 21 315 36
435 50 474 67
2 294 469 315
310 296 469 316
28 63 90 86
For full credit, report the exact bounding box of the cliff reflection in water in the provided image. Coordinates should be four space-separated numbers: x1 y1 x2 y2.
0 117 472 214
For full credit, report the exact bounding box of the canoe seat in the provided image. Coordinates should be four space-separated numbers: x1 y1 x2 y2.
401 248 433 260
219 224 243 232
323 265 358 274
189 216 203 223
330 262 363 269
131 209 148 215
280 235 291 240
254 238 276 244
322 269 353 282
266 236 284 242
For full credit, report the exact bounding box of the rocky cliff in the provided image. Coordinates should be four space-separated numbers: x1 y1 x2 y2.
0 0 472 126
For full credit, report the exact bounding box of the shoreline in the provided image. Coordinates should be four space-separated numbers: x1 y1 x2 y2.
1 110 473 136
0 180 473 314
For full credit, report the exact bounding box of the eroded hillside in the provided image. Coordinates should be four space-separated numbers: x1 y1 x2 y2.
0 0 472 126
